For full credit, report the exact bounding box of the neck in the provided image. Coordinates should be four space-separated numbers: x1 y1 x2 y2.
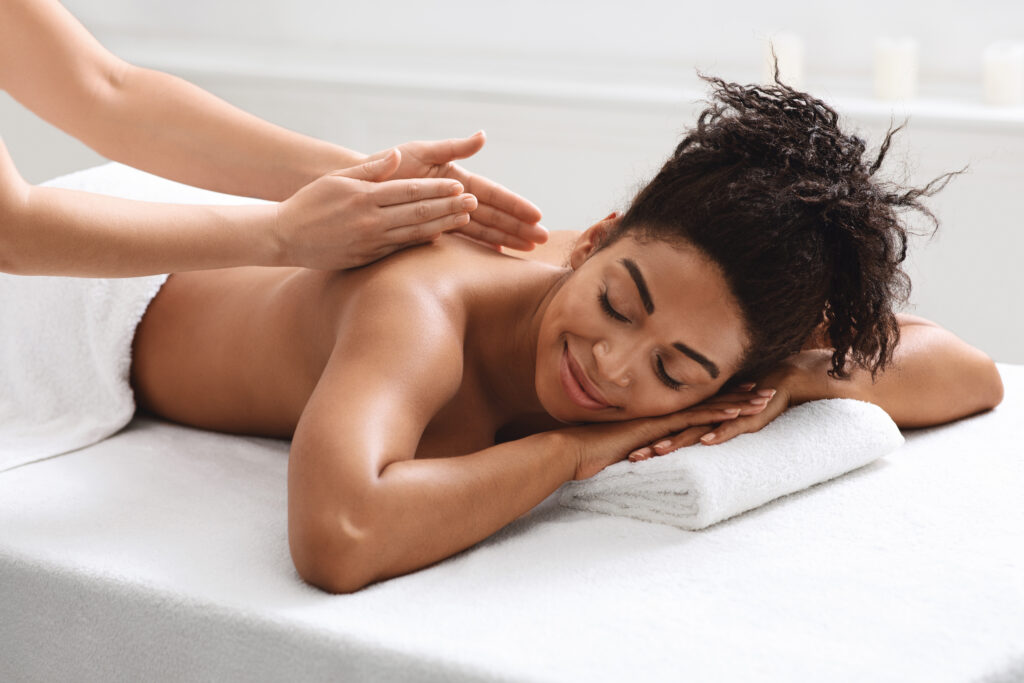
470 260 568 430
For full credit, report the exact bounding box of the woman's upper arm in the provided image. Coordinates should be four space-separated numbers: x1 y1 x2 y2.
0 0 128 134
286 284 463 579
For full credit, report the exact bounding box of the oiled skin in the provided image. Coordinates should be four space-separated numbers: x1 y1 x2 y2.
132 235 572 458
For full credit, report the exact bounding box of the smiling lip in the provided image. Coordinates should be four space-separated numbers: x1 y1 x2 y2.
560 342 611 411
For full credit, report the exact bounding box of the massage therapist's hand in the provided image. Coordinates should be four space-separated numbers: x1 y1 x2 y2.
274 149 478 269
361 132 547 251
561 404 748 480
629 356 825 459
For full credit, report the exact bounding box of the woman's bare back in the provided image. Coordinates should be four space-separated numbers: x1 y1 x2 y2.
132 265 334 436
131 236 568 452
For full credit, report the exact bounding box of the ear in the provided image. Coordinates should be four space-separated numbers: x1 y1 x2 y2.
569 212 621 270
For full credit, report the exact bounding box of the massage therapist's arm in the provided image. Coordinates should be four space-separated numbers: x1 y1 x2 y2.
0 139 473 276
0 0 361 201
0 0 544 274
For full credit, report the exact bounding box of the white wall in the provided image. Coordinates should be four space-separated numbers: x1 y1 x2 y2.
2 0 1022 362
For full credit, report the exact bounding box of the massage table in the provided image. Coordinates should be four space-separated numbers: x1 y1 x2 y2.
2 165 1022 682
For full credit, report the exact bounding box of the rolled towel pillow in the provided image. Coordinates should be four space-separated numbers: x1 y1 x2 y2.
558 398 904 530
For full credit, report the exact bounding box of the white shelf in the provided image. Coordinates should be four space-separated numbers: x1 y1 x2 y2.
110 37 1024 134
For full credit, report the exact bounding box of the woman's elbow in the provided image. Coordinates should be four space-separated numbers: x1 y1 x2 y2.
288 511 379 595
959 346 1004 415
978 355 1005 411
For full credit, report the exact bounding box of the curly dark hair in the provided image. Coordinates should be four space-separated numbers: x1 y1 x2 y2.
608 72 964 381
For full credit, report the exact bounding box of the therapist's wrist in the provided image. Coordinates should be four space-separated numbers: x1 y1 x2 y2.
259 202 291 267
279 146 367 201
311 146 367 180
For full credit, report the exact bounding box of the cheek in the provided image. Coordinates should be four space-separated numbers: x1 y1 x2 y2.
619 378 726 419
533 310 572 419
621 388 695 419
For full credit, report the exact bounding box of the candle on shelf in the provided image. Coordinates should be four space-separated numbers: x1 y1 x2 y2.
762 33 804 88
983 42 1024 106
874 37 918 101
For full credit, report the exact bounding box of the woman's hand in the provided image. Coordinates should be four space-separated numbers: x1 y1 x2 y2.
630 357 825 460
274 150 478 269
560 405 749 481
361 132 547 251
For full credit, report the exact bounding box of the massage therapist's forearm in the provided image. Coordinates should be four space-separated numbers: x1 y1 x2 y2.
1 0 359 200
796 316 1003 427
87 64 363 201
4 183 279 276
318 432 576 593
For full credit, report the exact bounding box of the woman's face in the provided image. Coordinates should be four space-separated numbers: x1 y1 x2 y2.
535 225 748 424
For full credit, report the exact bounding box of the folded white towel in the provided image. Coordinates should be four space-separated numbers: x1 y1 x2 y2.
0 272 168 471
559 398 904 530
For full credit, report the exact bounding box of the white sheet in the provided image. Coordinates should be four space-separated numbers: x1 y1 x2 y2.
2 364 1021 682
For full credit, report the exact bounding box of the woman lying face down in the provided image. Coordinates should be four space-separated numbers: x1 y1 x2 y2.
130 75 1003 593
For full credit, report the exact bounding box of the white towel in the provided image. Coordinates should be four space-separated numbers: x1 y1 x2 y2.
559 398 904 530
0 272 168 471
0 162 264 472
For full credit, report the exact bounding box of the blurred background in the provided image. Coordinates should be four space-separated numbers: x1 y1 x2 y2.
2 0 1022 362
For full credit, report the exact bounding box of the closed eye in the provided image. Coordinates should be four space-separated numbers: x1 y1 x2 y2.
598 290 630 323
656 356 683 390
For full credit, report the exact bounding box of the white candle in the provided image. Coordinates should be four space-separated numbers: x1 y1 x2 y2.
983 42 1024 106
874 37 918 101
762 33 804 89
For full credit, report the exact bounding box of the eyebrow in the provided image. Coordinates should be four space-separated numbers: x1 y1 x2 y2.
620 258 654 314
619 257 721 380
672 342 721 380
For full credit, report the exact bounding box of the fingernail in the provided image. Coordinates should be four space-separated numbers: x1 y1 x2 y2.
739 382 756 391
725 408 741 416
749 397 768 406
757 389 777 399
653 440 672 453
450 182 464 194
701 433 716 443
462 195 476 209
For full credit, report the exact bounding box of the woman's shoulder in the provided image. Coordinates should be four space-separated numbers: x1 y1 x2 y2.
505 230 580 267
343 233 544 293
325 232 566 328
321 235 506 328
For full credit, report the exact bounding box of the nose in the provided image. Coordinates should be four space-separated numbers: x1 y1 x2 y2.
593 340 632 387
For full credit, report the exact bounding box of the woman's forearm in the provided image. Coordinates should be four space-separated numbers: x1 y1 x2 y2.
796 316 1004 427
321 431 576 593
4 183 280 276
93 65 362 201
